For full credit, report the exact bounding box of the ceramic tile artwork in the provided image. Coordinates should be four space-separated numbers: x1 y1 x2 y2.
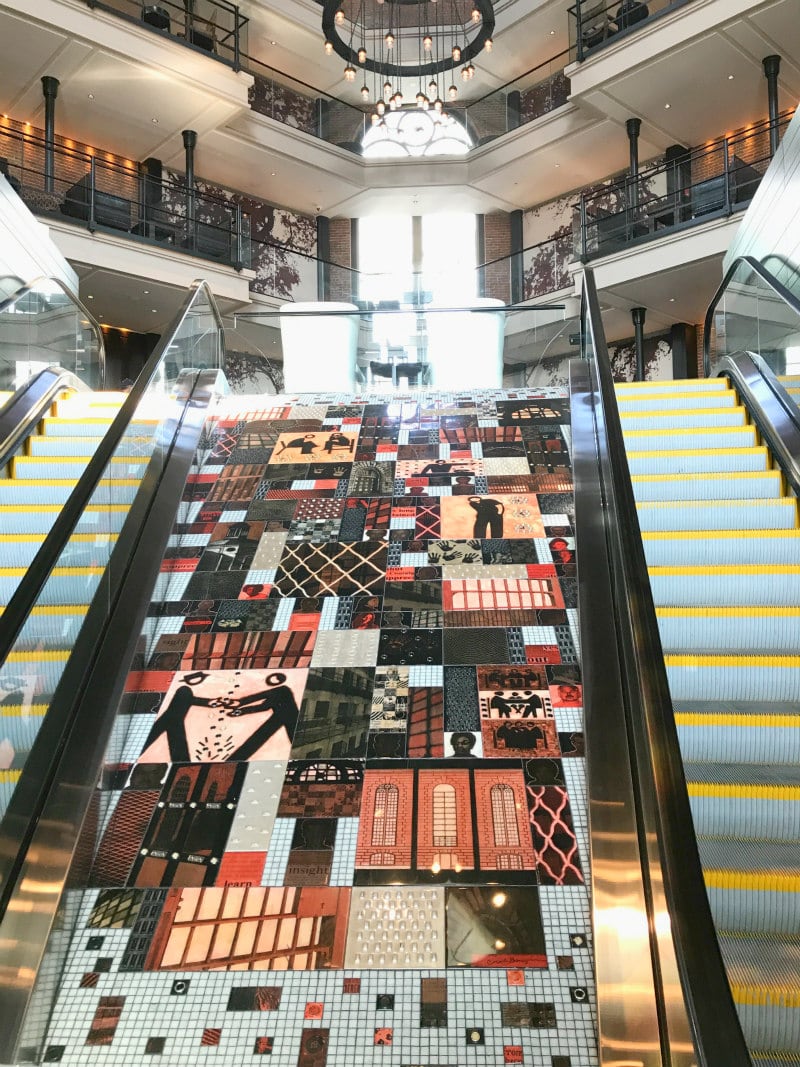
38 389 596 1067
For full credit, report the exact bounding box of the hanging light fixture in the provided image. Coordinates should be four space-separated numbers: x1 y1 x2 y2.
320 0 495 125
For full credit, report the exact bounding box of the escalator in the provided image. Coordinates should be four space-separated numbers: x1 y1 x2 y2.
617 372 800 1059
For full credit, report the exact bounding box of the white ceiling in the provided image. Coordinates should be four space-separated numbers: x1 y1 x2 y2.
0 0 797 339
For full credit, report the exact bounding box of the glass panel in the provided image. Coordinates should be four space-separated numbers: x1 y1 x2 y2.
0 287 221 825
0 278 102 390
708 260 800 378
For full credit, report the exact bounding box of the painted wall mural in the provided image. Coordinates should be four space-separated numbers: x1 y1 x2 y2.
162 170 318 302
249 73 318 137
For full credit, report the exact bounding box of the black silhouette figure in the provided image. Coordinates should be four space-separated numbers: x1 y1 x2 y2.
469 496 505 538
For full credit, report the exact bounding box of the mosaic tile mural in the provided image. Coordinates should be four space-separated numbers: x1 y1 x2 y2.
38 388 596 1067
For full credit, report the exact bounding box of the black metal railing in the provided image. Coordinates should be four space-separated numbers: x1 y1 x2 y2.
89 0 248 69
568 0 692 61
577 112 790 260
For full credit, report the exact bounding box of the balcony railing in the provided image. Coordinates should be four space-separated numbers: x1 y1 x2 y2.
568 0 691 62
88 0 248 69
577 112 790 260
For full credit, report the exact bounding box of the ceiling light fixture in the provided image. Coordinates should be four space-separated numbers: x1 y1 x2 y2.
321 0 495 125
664 103 671 109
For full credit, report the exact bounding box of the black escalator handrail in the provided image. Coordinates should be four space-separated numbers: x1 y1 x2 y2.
0 366 89 469
0 273 106 385
0 278 221 670
721 350 800 498
580 268 751 1066
703 254 800 377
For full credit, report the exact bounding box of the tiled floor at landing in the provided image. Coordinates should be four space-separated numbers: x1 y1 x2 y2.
40 388 596 1067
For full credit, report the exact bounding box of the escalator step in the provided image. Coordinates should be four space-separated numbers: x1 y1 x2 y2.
688 781 800 840
643 530 800 567
616 390 738 411
637 499 797 531
0 533 117 568
658 607 800 652
619 407 748 430
705 868 800 936
616 378 730 392
721 936 800 1053
676 709 800 763
623 424 757 451
631 470 783 501
7 456 149 480
0 567 103 606
39 417 158 436
666 654 800 702
0 605 88 650
627 446 769 475
0 479 140 505
27 435 151 456
0 505 128 535
651 567 800 607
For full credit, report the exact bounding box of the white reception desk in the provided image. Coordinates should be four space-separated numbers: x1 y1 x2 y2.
279 302 359 393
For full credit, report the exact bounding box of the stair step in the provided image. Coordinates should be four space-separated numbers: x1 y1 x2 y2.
616 390 738 412
642 530 800 567
616 378 730 393
666 653 800 702
623 425 757 451
637 498 797 531
675 708 800 764
0 479 139 506
721 934 800 1053
627 446 769 475
0 505 128 535
658 607 800 652
631 470 783 502
7 456 148 480
620 408 747 431
650 566 800 606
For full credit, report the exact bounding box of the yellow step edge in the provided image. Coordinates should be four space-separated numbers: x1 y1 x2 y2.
617 390 736 400
642 529 800 539
650 565 800 575
0 478 140 487
637 498 795 508
619 407 745 418
0 605 87 616
615 379 728 388
0 504 129 513
675 712 800 727
657 606 800 616
0 770 21 783
11 456 143 467
0 566 104 577
627 447 766 458
624 426 755 437
6 650 70 662
666 653 800 667
687 782 800 800
731 984 800 1009
0 533 117 543
1 706 52 718
704 869 800 893
631 471 780 482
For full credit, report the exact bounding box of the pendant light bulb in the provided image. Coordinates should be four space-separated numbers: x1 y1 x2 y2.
357 47 367 63
383 80 392 99
434 97 443 112
385 31 395 48
344 65 356 81
471 6 481 22
361 84 370 100
448 84 458 99
461 65 469 81
324 40 334 55
484 37 493 52
376 99 386 115
334 8 345 25
452 44 461 62
371 113 380 125
423 35 433 51
416 91 425 107
428 80 437 95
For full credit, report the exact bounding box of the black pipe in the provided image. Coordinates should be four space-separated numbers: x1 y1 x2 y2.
41 76 59 194
182 129 197 247
631 306 646 381
763 55 781 157
626 117 641 213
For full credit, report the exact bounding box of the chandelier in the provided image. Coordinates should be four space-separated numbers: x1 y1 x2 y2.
321 0 495 124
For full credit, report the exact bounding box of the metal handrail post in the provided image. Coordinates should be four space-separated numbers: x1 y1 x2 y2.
88 155 97 232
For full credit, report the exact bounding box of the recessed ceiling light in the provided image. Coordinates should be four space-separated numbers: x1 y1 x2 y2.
87 93 94 100
152 117 159 124
151 308 158 313
271 171 276 176
728 74 735 80
549 29 556 35
669 297 675 302
555 162 560 168
664 103 671 109
143 289 150 294
270 39 276 45
87 294 94 299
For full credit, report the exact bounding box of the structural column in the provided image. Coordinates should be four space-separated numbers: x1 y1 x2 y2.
317 214 330 300
631 306 646 381
626 117 641 213
763 55 781 157
182 129 197 248
41 76 59 194
509 209 523 305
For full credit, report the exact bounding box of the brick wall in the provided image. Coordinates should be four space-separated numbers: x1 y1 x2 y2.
328 218 353 301
482 212 511 303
